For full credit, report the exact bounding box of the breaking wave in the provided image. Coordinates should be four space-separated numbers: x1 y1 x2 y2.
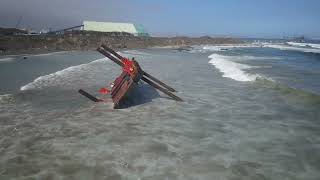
121 50 151 56
0 57 14 62
266 44 320 54
227 55 282 61
203 44 259 51
28 51 68 57
208 54 261 82
287 42 320 49
0 94 14 103
20 57 109 91
190 44 261 53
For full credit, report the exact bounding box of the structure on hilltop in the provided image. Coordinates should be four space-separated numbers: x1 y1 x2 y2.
1 21 149 37
81 21 149 37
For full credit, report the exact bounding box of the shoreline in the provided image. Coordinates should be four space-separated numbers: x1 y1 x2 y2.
0 50 71 57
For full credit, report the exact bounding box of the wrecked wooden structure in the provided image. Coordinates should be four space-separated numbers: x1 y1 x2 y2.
79 45 182 108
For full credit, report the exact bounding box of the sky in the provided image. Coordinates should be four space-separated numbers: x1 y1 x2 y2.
0 0 319 38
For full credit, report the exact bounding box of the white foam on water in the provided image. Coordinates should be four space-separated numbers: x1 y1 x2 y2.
230 55 282 61
0 57 14 62
287 42 320 49
20 57 109 91
3 51 68 58
0 94 13 103
190 44 261 53
208 54 260 82
203 46 229 51
266 44 320 54
29 51 69 57
203 44 260 51
121 50 150 56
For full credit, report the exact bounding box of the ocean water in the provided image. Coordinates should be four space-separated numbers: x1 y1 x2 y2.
0 43 320 180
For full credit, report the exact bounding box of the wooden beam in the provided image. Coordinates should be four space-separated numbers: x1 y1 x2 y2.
101 45 176 92
141 76 183 101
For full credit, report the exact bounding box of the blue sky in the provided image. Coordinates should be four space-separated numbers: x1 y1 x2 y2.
1 0 319 38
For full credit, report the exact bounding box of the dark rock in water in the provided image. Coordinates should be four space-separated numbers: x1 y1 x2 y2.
175 46 193 52
23 56 27 59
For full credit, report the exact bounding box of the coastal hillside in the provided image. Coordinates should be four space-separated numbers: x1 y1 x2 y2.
0 31 241 55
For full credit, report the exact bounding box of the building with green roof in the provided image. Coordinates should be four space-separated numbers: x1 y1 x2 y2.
82 21 149 37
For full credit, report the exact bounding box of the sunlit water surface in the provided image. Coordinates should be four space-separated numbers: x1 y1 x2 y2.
0 46 319 180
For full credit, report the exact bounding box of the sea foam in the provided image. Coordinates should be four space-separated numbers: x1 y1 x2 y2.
266 44 320 54
29 51 69 57
0 57 14 62
20 57 109 91
0 94 13 103
121 50 151 56
203 44 260 51
287 42 320 49
190 44 261 53
208 54 260 82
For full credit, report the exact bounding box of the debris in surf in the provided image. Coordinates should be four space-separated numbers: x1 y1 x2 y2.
78 45 183 109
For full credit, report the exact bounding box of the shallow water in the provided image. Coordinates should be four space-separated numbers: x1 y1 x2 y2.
0 46 320 180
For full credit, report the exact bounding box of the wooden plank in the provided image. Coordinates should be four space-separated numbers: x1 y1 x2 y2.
78 89 102 102
141 76 183 101
101 45 176 92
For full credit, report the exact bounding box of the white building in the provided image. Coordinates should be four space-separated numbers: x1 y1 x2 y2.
82 21 149 36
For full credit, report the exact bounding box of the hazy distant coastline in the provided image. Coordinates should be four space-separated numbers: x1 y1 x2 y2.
0 31 242 55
